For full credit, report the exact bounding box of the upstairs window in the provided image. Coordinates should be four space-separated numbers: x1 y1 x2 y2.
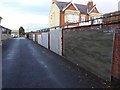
81 16 85 23
66 14 79 23
67 14 73 22
74 15 79 22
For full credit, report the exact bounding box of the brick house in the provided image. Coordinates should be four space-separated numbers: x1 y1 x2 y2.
49 0 102 28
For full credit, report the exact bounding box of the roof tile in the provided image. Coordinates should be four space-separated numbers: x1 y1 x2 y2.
56 1 94 14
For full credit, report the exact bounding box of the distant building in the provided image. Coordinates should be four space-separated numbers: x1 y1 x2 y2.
49 0 102 28
11 30 19 38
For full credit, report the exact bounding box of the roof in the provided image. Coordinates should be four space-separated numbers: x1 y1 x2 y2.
56 1 95 14
56 1 68 11
0 25 11 31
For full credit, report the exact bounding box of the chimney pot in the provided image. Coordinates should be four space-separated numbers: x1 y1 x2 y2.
87 0 93 7
52 0 56 4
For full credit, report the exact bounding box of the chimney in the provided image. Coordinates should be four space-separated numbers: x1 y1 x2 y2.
87 0 93 7
52 0 56 4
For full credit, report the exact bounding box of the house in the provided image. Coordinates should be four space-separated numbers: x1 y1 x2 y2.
11 30 19 38
49 0 102 28
0 16 11 45
0 25 11 45
0 25 11 41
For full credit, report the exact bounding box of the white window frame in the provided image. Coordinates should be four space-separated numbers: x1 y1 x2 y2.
66 14 79 23
67 14 73 23
73 15 79 23
81 16 85 23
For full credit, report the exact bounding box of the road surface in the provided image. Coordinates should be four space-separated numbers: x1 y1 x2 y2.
2 37 109 88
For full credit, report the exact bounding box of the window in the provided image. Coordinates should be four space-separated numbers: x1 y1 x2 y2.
74 15 79 22
67 14 73 22
81 16 85 23
66 14 79 23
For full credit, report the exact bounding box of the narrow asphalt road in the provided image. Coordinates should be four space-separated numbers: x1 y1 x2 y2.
2 37 109 88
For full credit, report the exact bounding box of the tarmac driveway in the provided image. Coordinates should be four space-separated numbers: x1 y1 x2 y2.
2 37 109 88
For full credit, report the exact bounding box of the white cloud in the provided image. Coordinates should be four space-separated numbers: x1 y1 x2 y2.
0 0 50 30
19 0 49 6
1 12 49 30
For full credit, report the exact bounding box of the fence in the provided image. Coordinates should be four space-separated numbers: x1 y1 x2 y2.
63 29 114 81
27 13 120 82
50 28 62 55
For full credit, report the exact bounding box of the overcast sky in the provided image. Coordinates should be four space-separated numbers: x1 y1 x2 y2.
0 0 119 32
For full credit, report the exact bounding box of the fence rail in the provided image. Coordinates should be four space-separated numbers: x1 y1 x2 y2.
37 13 120 32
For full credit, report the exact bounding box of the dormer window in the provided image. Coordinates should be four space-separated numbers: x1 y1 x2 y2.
67 14 73 22
66 13 79 23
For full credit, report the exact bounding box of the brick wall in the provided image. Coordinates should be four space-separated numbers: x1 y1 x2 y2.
103 11 120 24
60 12 65 27
112 29 120 80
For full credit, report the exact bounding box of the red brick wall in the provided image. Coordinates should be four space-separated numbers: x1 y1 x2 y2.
112 29 120 80
60 12 65 27
103 11 120 24
103 23 120 29
86 15 89 21
119 34 120 78
80 14 89 21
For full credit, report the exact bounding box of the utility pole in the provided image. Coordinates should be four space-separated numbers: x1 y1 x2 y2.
118 1 120 11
